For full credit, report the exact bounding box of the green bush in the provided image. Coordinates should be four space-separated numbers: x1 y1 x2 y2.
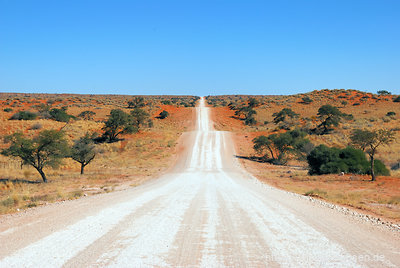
161 100 171 105
377 90 391 95
301 96 313 104
393 96 400 102
49 108 74 122
372 160 390 176
307 145 389 176
307 145 341 175
10 111 37 120
3 108 13 112
158 110 169 119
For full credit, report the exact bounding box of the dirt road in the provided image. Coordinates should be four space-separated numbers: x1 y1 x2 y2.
1 98 399 267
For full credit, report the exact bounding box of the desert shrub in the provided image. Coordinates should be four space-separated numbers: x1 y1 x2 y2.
30 123 43 130
373 160 390 176
307 145 390 176
301 96 313 104
315 105 347 134
78 110 96 120
253 129 311 165
391 162 400 170
393 96 400 102
377 90 391 95
272 108 299 130
161 100 171 105
128 97 145 109
386 111 396 116
10 111 37 120
158 110 169 119
102 109 139 142
307 145 342 175
304 188 327 198
49 108 74 122
3 108 13 112
245 117 257 126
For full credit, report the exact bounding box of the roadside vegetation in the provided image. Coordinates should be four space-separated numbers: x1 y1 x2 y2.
208 89 400 221
0 93 198 214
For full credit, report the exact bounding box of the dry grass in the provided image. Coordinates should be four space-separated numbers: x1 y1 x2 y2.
0 93 196 214
209 90 400 222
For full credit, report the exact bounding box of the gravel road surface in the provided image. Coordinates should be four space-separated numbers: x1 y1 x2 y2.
0 98 399 267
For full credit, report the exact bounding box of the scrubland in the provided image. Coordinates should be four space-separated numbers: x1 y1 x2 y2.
208 89 400 222
0 93 196 214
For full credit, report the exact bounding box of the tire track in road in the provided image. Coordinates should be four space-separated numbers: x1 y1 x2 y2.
0 97 399 267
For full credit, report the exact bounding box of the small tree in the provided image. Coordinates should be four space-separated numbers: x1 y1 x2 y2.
10 111 37 120
253 129 311 164
102 109 138 142
1 130 68 182
301 96 313 104
49 108 74 122
248 98 259 108
158 110 169 119
70 133 97 174
130 108 150 130
377 90 391 95
350 129 395 181
235 106 257 125
316 105 344 134
253 135 276 160
78 110 96 120
128 97 145 109
272 108 299 129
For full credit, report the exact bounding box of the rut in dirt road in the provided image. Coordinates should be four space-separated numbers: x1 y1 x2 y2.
0 97 399 267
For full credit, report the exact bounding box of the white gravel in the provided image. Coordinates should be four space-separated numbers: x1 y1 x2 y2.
0 97 399 267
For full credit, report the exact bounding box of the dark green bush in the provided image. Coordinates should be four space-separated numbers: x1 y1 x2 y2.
10 111 37 120
158 110 169 119
307 145 341 175
307 145 389 176
301 96 313 104
377 90 391 95
49 108 74 122
78 110 96 120
3 108 13 112
393 96 400 102
372 160 390 176
161 100 172 105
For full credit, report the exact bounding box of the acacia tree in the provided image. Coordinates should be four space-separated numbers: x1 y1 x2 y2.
130 108 150 130
350 129 395 181
317 105 345 134
272 108 299 129
128 97 145 109
248 98 259 108
234 106 257 125
78 110 96 120
1 130 68 182
253 129 311 164
70 133 97 174
102 109 138 142
158 110 169 119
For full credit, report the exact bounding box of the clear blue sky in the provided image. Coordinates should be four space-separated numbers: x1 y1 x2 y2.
1 0 399 96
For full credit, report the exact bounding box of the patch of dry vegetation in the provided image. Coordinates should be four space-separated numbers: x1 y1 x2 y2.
0 93 197 214
208 89 400 222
